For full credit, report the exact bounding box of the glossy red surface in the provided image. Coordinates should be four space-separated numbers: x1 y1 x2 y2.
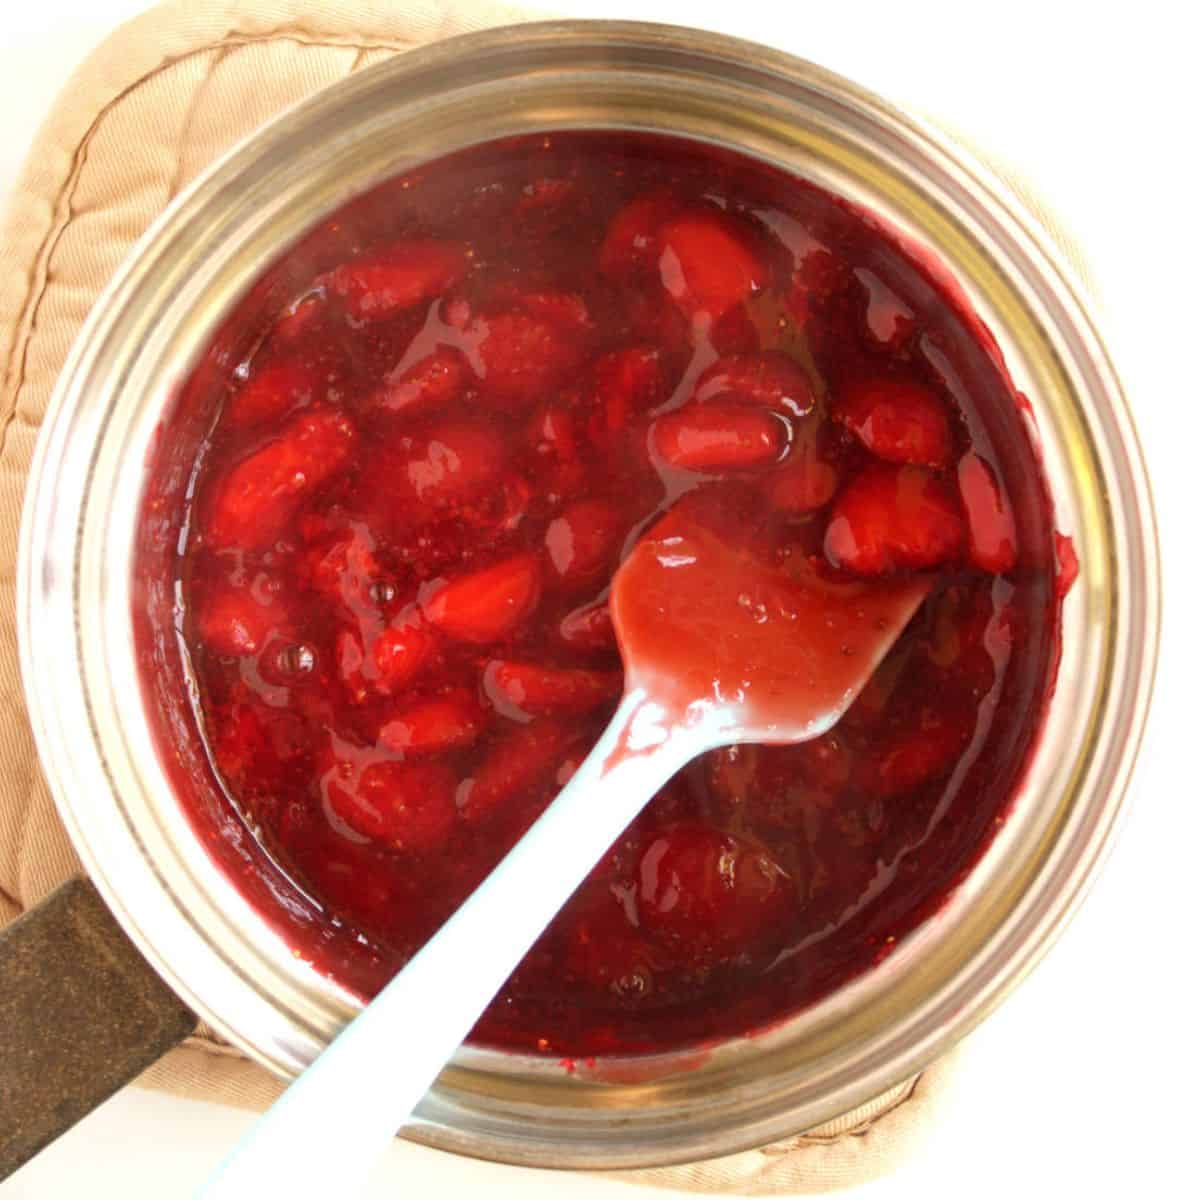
134 132 1060 1055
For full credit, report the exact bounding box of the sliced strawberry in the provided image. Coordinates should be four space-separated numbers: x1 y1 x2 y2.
529 402 579 461
326 239 468 321
598 187 682 277
195 574 288 656
528 402 586 495
205 408 357 551
212 693 282 795
227 360 316 428
834 377 953 468
588 346 666 443
335 627 370 705
372 614 436 693
419 553 541 644
858 706 973 798
516 176 576 216
957 451 1018 573
459 720 572 823
764 413 839 513
706 744 761 810
764 458 839 514
788 248 854 327
636 823 793 965
792 730 853 793
658 208 767 320
268 294 324 346
515 290 591 330
378 688 487 755
693 351 815 418
371 348 469 416
401 421 509 507
544 499 624 588
824 464 965 575
482 660 622 719
565 894 665 997
650 403 787 471
300 522 381 614
625 283 692 359
557 598 616 653
710 304 761 356
471 309 582 409
323 754 458 850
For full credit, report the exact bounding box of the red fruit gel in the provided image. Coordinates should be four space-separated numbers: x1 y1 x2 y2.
134 132 1065 1057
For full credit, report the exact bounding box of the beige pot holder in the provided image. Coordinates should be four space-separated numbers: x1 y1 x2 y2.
1 0 1097 1190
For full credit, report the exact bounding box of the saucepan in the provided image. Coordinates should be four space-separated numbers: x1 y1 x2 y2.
6 19 1158 1178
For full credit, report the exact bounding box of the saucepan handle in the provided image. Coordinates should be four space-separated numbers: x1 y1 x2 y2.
0 877 198 1180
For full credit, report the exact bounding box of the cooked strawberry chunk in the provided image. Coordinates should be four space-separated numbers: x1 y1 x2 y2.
402 421 508 507
957 451 1018 573
267 294 325 347
419 554 541 644
765 457 839 513
858 706 974 798
834 377 952 467
372 615 436 693
335 627 370 704
378 689 487 754
228 360 316 428
513 290 591 330
372 348 469 416
650 403 787 471
763 416 839 513
482 660 622 719
588 346 667 443
471 310 582 409
459 720 572 823
599 187 681 277
326 239 468 321
658 209 766 319
211 689 304 800
566 894 664 997
692 351 815 418
323 753 458 850
195 574 288 656
300 522 381 614
557 598 616 653
825 464 964 574
636 823 793 964
544 499 624 588
205 408 356 550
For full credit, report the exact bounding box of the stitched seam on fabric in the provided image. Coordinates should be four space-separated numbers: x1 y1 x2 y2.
165 45 231 204
756 1076 921 1156
0 26 415 462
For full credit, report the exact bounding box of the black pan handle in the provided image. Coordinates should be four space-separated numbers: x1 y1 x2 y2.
0 877 198 1179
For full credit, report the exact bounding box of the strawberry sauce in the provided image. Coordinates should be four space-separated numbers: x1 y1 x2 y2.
134 132 1061 1055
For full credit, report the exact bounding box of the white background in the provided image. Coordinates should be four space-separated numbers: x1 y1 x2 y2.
2 2 1196 1197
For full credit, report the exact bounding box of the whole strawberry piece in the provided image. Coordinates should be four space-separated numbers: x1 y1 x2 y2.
825 463 964 574
834 377 952 468
205 408 356 551
636 823 793 966
326 239 468 321
227 360 317 429
658 208 767 320
957 451 1018 573
323 752 458 851
650 403 787 472
419 554 541 644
